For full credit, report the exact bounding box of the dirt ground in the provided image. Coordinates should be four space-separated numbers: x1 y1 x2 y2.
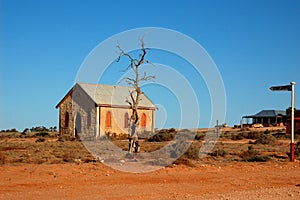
1 161 300 200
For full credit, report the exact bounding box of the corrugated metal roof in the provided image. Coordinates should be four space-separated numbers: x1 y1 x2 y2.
243 110 286 118
77 83 156 109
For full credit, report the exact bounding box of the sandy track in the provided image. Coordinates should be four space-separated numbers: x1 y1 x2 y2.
0 162 300 199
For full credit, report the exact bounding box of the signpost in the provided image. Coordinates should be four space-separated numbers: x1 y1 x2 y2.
270 82 296 162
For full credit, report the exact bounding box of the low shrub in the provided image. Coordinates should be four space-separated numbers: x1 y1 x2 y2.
232 134 243 140
238 131 262 139
148 129 176 142
35 138 45 142
247 131 263 139
118 133 129 140
241 145 271 162
244 155 271 162
195 132 205 141
182 144 199 160
35 132 49 137
173 157 195 167
58 135 75 142
62 152 75 162
241 145 258 159
209 149 227 157
105 131 115 139
255 134 276 145
0 152 5 164
240 128 250 131
273 132 289 139
107 132 129 140
0 128 18 133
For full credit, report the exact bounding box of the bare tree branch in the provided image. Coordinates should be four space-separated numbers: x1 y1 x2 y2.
140 72 155 82
116 38 155 153
116 44 137 65
118 77 136 85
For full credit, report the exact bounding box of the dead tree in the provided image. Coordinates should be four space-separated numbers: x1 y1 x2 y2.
116 39 154 153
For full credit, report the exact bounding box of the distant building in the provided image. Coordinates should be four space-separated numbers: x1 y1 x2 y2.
242 110 286 127
56 83 156 138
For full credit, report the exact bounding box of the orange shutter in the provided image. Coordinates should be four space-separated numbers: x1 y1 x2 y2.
106 111 111 128
141 113 146 128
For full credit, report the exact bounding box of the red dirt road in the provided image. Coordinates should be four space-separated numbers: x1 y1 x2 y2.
1 162 300 199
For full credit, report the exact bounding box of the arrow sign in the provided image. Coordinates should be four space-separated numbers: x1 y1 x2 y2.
269 85 292 91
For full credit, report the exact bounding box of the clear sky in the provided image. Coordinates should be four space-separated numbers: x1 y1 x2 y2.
1 0 300 131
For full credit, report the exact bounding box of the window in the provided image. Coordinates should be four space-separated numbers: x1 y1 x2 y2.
65 112 69 127
75 113 82 135
106 111 111 128
141 113 146 128
124 112 129 128
87 110 91 128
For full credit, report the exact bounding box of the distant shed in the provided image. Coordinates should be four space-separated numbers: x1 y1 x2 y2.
243 110 286 127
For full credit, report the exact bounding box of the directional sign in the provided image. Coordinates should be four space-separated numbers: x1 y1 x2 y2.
269 85 292 91
270 82 296 162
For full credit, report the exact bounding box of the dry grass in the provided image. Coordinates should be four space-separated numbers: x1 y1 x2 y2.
0 134 95 165
0 128 298 166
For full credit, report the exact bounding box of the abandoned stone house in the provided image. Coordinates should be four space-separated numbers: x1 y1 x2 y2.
56 83 156 138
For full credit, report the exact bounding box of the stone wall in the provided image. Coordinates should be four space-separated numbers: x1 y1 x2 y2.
58 94 74 136
58 85 97 139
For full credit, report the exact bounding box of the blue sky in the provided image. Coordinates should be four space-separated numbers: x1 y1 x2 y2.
1 0 300 131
